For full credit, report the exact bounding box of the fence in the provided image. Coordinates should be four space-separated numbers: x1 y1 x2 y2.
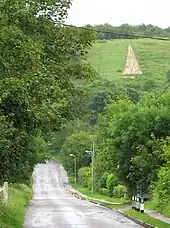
0 182 8 205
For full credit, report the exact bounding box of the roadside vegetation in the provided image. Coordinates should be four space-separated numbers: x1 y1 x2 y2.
0 0 96 226
124 210 170 228
0 184 32 228
69 176 129 205
1 1 170 227
52 35 170 227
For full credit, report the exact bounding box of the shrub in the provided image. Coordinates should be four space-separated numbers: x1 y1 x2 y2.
113 185 127 198
99 172 109 188
98 188 109 196
106 173 118 197
78 167 91 188
88 177 92 190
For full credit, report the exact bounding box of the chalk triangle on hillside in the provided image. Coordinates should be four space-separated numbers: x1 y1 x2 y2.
122 44 142 76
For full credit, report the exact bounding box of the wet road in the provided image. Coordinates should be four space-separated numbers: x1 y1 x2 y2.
24 161 142 228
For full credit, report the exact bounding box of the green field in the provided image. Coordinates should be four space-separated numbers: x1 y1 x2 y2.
88 39 170 90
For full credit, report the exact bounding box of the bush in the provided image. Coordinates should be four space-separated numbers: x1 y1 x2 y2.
113 185 127 198
98 188 109 196
106 173 118 197
88 177 92 191
156 166 170 213
78 167 91 188
99 172 109 188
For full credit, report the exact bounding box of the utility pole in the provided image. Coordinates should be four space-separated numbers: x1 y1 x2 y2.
70 154 77 184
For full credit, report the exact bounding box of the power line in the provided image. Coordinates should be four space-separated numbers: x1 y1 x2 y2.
60 23 170 41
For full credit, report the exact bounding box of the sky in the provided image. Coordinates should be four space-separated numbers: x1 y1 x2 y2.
66 0 169 28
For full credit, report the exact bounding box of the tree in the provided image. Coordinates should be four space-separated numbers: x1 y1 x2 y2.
97 93 170 193
0 0 95 183
61 131 93 173
78 167 91 188
85 23 170 40
106 173 118 197
156 138 170 213
99 172 109 188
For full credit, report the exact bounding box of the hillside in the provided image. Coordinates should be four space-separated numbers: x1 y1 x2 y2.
88 39 170 91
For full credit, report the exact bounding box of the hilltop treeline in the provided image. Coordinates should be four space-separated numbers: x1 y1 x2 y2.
84 23 170 39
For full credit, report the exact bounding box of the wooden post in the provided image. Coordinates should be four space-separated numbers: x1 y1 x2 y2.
3 182 8 205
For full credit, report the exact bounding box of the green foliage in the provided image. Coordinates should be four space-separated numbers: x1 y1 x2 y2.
49 119 89 155
69 63 97 80
97 93 170 193
32 133 49 161
98 188 109 196
78 167 91 188
155 140 170 215
61 131 93 172
99 172 109 188
0 0 95 183
69 176 129 204
113 185 127 198
87 177 92 191
56 25 170 217
106 173 118 197
0 116 46 184
124 210 170 228
0 184 32 228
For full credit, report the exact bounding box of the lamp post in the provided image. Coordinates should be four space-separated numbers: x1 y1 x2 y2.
70 154 77 184
85 141 95 194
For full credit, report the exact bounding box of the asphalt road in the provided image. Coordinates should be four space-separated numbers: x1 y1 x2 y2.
24 161 142 228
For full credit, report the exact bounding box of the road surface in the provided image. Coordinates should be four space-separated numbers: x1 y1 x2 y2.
24 161 142 228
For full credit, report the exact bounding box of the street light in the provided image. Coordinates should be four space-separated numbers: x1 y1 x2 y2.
85 141 95 194
70 154 77 184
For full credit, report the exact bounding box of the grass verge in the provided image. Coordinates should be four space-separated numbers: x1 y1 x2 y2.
0 184 32 228
145 200 170 219
124 210 170 228
69 176 129 208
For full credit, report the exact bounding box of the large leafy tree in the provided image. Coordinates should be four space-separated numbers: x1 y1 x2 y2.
156 139 170 214
0 0 95 183
96 93 170 193
61 131 93 173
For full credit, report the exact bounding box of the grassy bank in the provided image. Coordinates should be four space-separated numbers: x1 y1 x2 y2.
88 39 128 82
124 210 170 228
69 176 129 206
88 39 170 89
145 200 170 218
0 184 32 228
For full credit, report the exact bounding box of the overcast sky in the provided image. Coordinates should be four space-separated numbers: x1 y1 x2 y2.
66 0 169 28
